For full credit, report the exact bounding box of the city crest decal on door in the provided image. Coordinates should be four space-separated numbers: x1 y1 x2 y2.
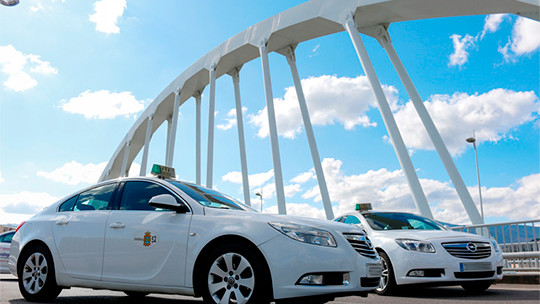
134 231 158 247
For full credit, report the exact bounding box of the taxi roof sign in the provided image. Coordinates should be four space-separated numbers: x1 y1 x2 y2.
151 164 176 179
356 203 372 212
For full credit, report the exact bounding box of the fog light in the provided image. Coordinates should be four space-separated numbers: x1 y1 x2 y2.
343 273 350 286
408 270 425 277
299 274 324 285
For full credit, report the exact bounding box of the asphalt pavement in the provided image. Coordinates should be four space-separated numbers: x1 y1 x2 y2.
1 274 538 304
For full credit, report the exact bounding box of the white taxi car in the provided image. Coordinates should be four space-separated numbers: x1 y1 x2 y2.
9 165 381 304
1 230 15 274
335 207 503 295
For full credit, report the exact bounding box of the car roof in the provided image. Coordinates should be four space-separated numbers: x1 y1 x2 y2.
340 210 420 217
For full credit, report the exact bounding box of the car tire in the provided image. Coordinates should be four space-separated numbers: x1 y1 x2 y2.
461 281 493 293
17 244 62 302
124 291 149 297
375 251 398 296
200 243 270 304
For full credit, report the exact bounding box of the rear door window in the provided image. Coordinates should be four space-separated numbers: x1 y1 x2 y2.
74 183 117 211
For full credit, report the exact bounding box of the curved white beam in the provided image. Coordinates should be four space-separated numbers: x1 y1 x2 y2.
100 0 538 182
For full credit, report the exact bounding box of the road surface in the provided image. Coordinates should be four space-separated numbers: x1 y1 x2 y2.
1 274 538 304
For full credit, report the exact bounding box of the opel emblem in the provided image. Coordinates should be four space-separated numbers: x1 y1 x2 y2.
366 237 373 249
466 242 477 252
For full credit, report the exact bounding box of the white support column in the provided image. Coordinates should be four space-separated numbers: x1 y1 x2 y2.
166 90 181 167
284 47 334 220
206 66 217 188
140 114 154 176
259 42 287 215
375 26 484 224
166 118 172 164
121 140 131 177
195 91 202 185
231 68 252 206
343 14 434 219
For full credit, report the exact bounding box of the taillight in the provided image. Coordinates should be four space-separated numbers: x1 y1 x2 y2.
15 221 26 233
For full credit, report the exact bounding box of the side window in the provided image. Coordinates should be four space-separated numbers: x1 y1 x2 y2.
334 217 344 223
58 195 79 212
344 216 361 225
119 181 174 211
74 183 117 211
2 232 14 243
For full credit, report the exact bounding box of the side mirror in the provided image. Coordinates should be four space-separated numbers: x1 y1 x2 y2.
149 194 189 213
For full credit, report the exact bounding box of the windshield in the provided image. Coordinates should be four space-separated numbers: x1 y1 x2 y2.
168 181 255 212
363 212 443 231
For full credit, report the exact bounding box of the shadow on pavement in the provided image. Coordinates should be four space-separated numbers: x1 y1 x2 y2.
382 285 540 301
8 295 204 304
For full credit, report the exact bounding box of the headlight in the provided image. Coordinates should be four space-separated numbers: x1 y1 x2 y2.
395 239 436 253
268 222 337 247
491 239 501 252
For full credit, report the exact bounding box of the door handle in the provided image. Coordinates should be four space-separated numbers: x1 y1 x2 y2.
109 222 126 229
55 220 69 226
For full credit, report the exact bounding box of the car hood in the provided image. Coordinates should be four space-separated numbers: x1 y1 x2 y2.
204 208 364 234
370 229 489 242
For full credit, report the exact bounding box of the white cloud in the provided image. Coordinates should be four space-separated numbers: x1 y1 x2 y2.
217 107 247 131
222 169 274 188
500 17 540 62
481 14 507 39
249 75 399 139
449 34 477 67
0 45 57 92
0 191 60 224
264 203 327 219
285 184 302 198
36 161 140 185
309 44 320 57
30 2 44 12
37 161 108 185
290 171 315 184
393 89 539 155
60 90 145 119
89 0 127 34
294 158 540 224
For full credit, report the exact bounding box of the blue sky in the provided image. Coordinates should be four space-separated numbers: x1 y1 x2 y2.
0 0 538 226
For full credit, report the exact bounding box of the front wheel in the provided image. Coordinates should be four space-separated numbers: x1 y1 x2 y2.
461 281 492 293
18 244 62 302
375 251 398 295
200 243 270 304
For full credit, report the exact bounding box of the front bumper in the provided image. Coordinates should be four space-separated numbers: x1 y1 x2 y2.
258 234 381 300
391 248 503 285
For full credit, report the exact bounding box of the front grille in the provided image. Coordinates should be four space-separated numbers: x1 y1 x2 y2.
343 233 378 259
442 242 491 259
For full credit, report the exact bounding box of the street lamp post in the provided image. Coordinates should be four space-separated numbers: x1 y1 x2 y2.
466 132 484 221
255 189 263 213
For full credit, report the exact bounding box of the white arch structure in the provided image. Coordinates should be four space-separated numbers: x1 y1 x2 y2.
99 0 538 223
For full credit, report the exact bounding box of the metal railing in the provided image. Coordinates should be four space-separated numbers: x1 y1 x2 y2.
451 219 540 273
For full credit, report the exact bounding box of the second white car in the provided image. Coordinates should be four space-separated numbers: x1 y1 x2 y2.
335 208 503 295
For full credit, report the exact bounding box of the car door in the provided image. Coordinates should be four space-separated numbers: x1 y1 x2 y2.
102 180 191 286
0 232 14 273
52 182 118 280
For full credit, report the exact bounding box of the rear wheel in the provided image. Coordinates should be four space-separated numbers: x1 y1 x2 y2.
375 251 397 295
461 281 493 292
18 244 62 302
200 243 270 304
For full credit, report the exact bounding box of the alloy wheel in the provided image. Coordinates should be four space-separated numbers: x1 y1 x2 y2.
22 252 48 295
207 252 255 304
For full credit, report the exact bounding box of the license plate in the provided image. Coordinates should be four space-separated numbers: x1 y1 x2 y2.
459 262 492 272
367 263 383 277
